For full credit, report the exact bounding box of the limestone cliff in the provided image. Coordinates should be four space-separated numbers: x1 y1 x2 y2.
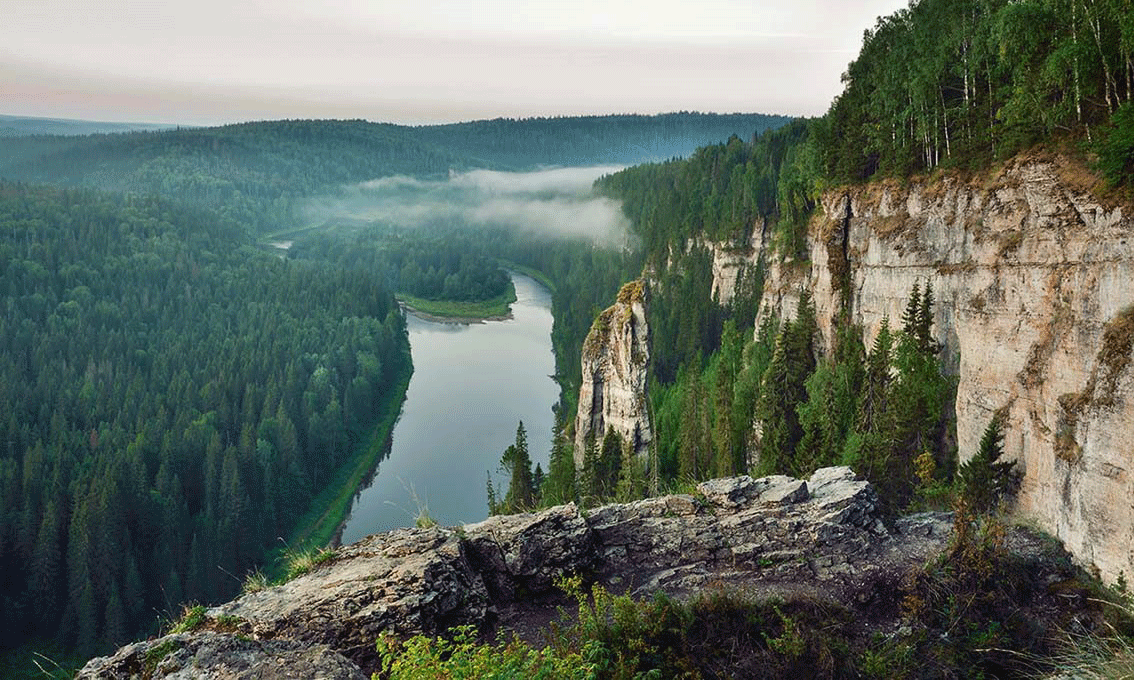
760 153 1134 583
574 279 651 467
681 229 764 305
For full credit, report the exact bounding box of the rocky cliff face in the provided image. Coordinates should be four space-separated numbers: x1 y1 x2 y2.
80 468 951 678
759 153 1133 583
683 230 764 305
574 279 652 467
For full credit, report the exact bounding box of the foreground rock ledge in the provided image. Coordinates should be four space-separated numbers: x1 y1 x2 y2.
80 467 952 678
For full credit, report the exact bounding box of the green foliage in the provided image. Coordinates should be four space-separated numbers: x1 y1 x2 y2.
0 114 789 235
293 230 514 306
540 431 577 507
168 605 207 634
143 638 181 674
1099 101 1134 187
377 626 597 680
498 422 536 513
754 292 817 476
377 583 861 679
822 0 1134 184
597 120 820 266
241 570 270 595
959 415 1021 514
796 324 866 476
284 546 337 582
0 183 412 656
580 429 624 505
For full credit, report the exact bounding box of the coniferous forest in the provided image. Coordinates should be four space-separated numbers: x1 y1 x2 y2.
4 0 1134 675
0 113 772 670
503 0 1134 513
0 184 411 658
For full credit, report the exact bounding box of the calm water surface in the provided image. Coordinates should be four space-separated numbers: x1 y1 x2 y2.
338 273 557 544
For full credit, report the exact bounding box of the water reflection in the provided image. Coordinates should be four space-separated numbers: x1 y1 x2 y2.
337 273 557 544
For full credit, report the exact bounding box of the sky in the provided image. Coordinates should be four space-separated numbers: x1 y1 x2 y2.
1 0 909 127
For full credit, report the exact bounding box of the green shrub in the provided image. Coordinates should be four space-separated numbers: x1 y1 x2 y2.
1099 102 1134 187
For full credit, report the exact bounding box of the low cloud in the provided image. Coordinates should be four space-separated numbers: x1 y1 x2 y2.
307 166 630 245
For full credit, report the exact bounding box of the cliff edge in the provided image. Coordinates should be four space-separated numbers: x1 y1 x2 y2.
80 468 954 678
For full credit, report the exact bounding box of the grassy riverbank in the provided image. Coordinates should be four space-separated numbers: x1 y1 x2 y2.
266 361 413 579
504 263 556 294
397 280 517 320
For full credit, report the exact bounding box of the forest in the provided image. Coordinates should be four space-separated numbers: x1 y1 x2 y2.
498 0 1134 520
0 113 789 235
0 184 411 660
8 0 1134 674
0 112 771 672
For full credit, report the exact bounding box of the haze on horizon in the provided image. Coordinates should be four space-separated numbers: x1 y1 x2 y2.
3 0 907 127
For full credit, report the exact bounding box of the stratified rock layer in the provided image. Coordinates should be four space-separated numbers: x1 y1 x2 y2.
81 468 950 678
574 279 652 466
761 154 1133 583
688 154 1132 583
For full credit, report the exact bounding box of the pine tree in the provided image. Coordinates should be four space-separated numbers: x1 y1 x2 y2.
541 430 576 506
615 438 646 501
500 421 534 512
678 372 709 480
486 471 499 516
581 431 601 505
916 279 938 354
754 293 816 475
796 324 866 476
858 317 893 433
959 415 1020 514
597 428 624 499
901 280 922 336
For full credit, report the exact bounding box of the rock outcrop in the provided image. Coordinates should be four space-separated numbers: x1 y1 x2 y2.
574 279 652 466
759 153 1134 583
81 468 952 678
683 231 764 305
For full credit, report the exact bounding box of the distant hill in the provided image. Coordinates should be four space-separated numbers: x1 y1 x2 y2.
409 112 792 168
0 113 175 137
0 113 791 232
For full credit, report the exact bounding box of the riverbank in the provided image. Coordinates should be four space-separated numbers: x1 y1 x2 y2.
396 280 517 322
337 272 558 541
265 360 413 579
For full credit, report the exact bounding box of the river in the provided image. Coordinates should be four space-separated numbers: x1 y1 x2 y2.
337 272 557 544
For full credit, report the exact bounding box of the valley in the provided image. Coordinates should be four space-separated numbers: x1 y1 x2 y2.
2 0 1134 676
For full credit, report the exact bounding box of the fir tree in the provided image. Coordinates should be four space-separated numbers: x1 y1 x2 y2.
916 279 938 355
500 421 534 512
901 280 922 336
754 293 816 475
541 430 577 506
959 415 1020 514
858 317 893 434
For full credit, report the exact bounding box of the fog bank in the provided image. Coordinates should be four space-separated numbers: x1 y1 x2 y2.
306 166 630 245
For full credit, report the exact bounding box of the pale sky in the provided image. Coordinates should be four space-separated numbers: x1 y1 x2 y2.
1 0 909 126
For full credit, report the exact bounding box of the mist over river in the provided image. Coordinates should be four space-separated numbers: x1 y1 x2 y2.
337 272 557 544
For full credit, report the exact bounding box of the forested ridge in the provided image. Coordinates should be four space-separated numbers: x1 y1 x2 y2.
825 0 1134 183
15 0 1134 672
0 111 777 672
511 0 1134 520
0 183 411 660
0 113 789 235
600 0 1134 271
